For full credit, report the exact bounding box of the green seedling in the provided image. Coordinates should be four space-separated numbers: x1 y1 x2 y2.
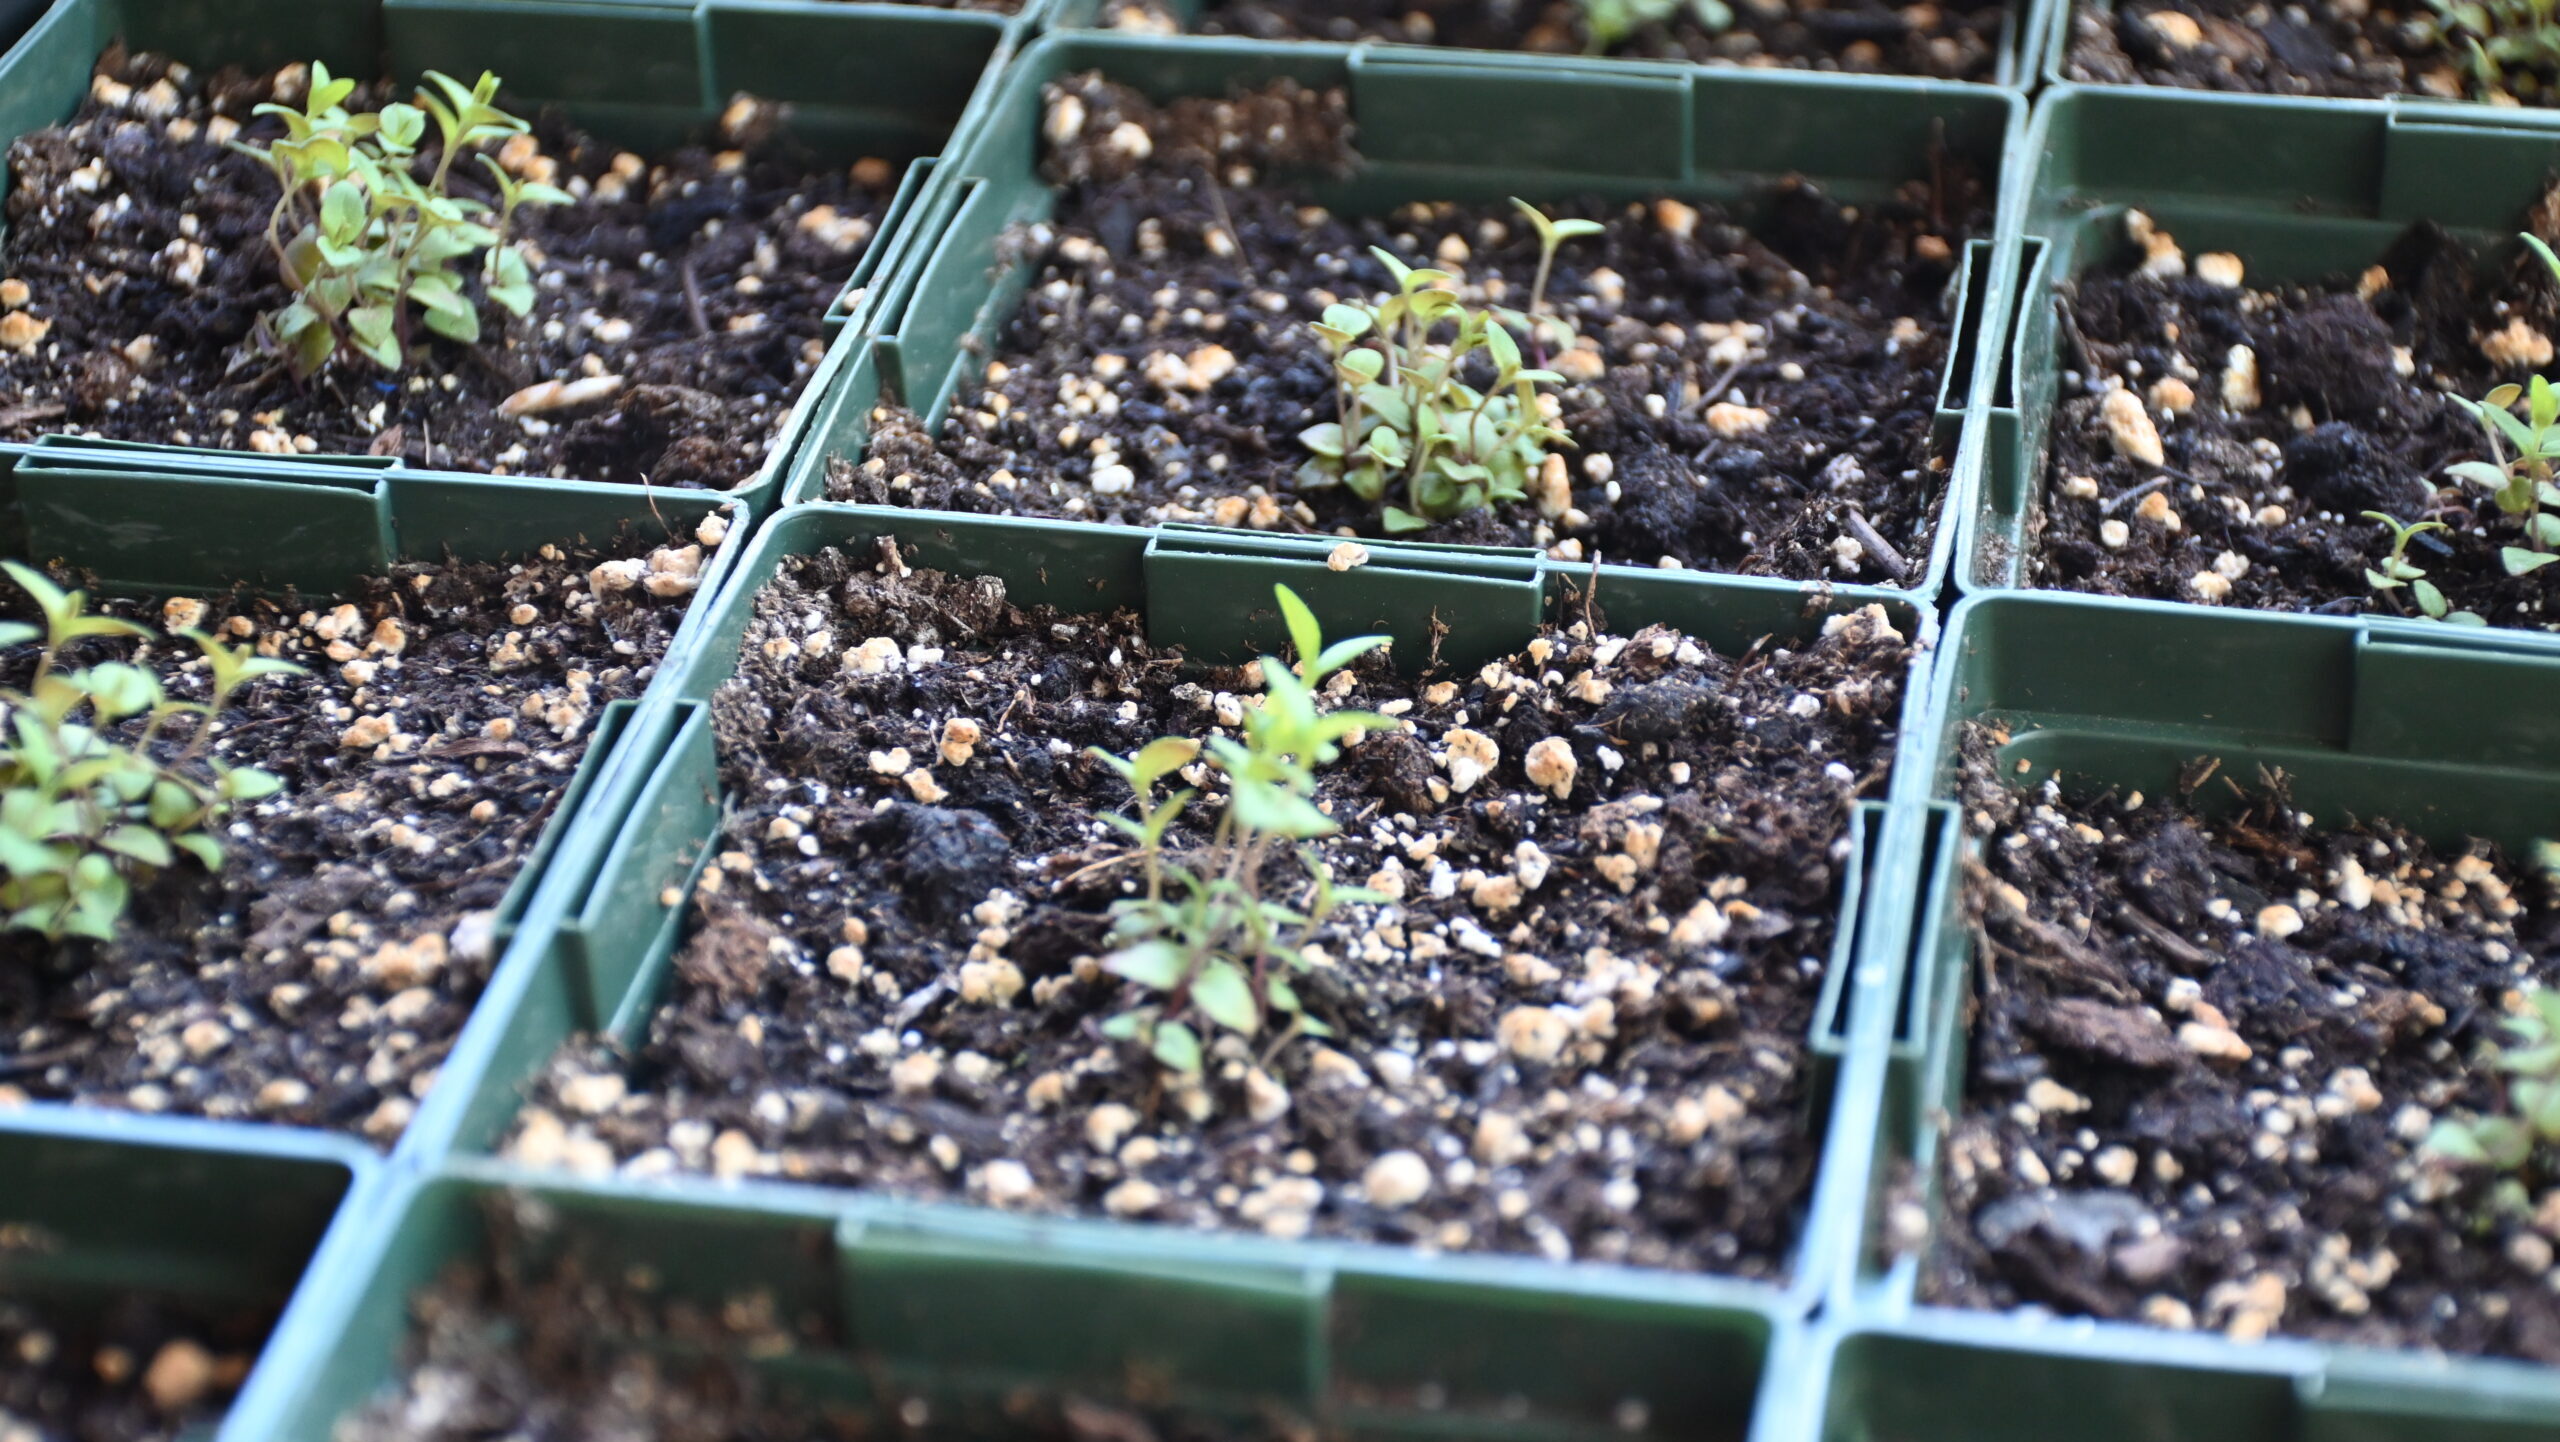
2442 234 2560 582
1511 196 1603 353
1088 585 1392 1073
2361 511 2486 624
2427 0 2560 101
1575 0 1734 53
2427 985 2560 1204
1297 244 1577 532
0 564 299 941
234 64 570 377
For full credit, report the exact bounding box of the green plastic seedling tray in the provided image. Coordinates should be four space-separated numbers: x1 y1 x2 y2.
0 0 1012 517
2033 0 2560 128
1809 591 2560 1438
0 439 749 1169
0 1110 382 1442
401 502 1941 1364
1963 83 2560 649
239 1162 1810 1442
783 32 2024 604
1040 0 2045 92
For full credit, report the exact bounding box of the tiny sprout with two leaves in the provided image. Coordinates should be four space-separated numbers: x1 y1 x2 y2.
1296 201 1598 532
235 64 570 377
2361 511 2486 624
1087 585 1392 1073
0 564 301 941
1574 0 1735 54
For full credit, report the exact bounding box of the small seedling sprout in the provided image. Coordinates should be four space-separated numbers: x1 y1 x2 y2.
2361 511 2486 624
1087 585 1392 1072
1573 0 1735 53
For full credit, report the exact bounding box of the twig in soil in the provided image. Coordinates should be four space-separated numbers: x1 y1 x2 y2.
1195 163 1253 287
0 401 67 429
1581 548 1603 635
2096 475 2173 516
2113 901 2218 972
1690 356 1750 414
1843 508 1911 585
891 979 948 1029
680 255 712 338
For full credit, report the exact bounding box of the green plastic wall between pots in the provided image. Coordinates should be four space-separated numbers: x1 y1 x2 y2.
1817 590 2560 1438
0 1111 383 1442
396 503 1938 1401
0 439 749 1169
240 1163 1807 1442
0 0 1009 516
1040 0 2045 92
782 32 2023 608
1962 84 2560 652
2033 0 2560 128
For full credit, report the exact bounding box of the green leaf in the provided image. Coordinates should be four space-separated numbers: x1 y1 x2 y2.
1190 960 1260 1035
1227 775 1335 839
1274 585 1323 675
1267 975 1303 1014
0 622 36 650
2414 578 2450 618
99 825 173 868
1126 737 1200 793
173 834 224 871
1381 505 1432 534
2447 460 2513 489
1313 634 1388 680
218 765 286 802
2503 546 2560 575
1104 940 1189 991
1297 422 1347 459
407 269 471 318
1151 1020 1203 1072
347 305 404 369
2524 231 2560 284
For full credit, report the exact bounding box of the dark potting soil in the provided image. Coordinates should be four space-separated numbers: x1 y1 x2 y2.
830 75 1979 586
1925 731 2560 1360
2062 0 2519 105
507 546 1913 1277
341 1196 1286 1442
0 1292 267 1442
1098 0 2008 82
2025 211 2560 633
0 51 887 489
0 521 721 1143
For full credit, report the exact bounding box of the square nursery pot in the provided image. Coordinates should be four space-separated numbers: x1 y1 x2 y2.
1039 0 2044 92
402 501 1941 1351
0 1110 380 1442
236 1162 1811 1442
786 31 2022 604
1826 591 2560 1435
2035 0 2560 124
0 0 1014 515
1964 85 2560 642
0 437 748 1166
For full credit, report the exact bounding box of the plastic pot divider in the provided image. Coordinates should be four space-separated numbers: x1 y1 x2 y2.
1799 590 2560 1440
782 32 2023 606
1039 0 2044 91
1962 84 2560 653
0 0 1012 515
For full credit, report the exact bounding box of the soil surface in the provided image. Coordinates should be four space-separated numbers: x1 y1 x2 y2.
1926 733 2560 1360
343 1195 1283 1442
2025 211 2560 634
1 51 889 489
508 546 1911 1277
832 75 1979 586
1102 0 2009 81
2063 0 2533 105
0 520 721 1143
0 1291 267 1442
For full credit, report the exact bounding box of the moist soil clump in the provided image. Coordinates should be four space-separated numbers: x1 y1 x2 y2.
0 1292 268 1442
344 1197 1285 1442
1 52 888 489
1100 0 2008 81
0 523 719 1143
2063 0 2523 104
2025 211 2560 632
1926 733 2560 1360
831 75 1978 585
508 545 1913 1277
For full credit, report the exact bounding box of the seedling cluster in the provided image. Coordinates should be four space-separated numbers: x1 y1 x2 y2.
2427 0 2560 102
1088 586 1390 1072
236 64 568 377
1296 201 1596 532
0 565 298 941
2427 985 2560 1203
1573 0 1736 53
